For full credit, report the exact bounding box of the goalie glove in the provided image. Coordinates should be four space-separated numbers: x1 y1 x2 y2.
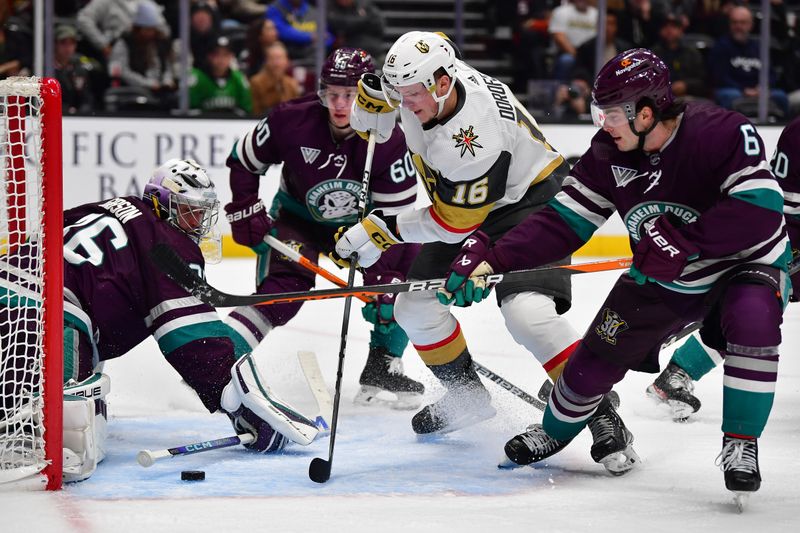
350 73 397 144
437 231 496 307
220 353 319 451
331 210 401 268
630 215 699 285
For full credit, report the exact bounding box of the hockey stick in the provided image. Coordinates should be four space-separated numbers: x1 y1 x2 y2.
309 131 379 484
298 350 333 433
264 234 373 304
136 433 255 467
473 362 547 411
149 244 633 308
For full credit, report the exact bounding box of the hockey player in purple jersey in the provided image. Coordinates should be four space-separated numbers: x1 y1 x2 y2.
646 115 800 422
222 47 424 409
442 49 791 501
1 159 319 483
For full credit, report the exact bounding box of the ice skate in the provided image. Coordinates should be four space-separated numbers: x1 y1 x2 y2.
354 347 424 410
411 380 495 435
646 362 701 421
587 395 640 476
499 423 572 469
411 349 495 434
716 434 761 512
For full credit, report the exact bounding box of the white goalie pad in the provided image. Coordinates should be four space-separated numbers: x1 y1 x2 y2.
223 354 319 445
62 373 110 483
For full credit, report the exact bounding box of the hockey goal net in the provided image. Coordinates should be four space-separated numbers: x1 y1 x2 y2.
0 77 63 490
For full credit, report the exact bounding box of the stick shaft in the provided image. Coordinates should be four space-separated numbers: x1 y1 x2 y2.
137 433 255 467
473 362 546 411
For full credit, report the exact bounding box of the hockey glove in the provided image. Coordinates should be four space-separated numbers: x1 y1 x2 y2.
221 353 319 450
331 210 401 269
631 215 699 285
438 231 496 307
350 73 397 144
225 196 273 253
361 270 404 333
226 405 288 453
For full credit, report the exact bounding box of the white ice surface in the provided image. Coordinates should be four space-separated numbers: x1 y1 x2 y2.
2 258 799 532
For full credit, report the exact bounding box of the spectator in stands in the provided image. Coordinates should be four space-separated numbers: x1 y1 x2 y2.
652 12 708 99
616 0 662 49
77 0 170 61
54 24 97 114
551 77 591 120
249 41 301 116
0 8 32 79
328 0 385 61
708 5 789 116
219 0 268 24
191 1 221 71
571 10 631 84
548 0 598 82
190 35 252 115
265 0 333 65
108 0 176 108
508 0 559 91
242 17 279 76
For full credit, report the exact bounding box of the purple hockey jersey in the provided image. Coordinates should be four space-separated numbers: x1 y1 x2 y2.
227 94 417 225
62 197 234 411
771 116 800 251
490 102 791 294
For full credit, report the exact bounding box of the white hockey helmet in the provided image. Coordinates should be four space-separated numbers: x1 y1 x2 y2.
381 31 458 115
143 158 219 239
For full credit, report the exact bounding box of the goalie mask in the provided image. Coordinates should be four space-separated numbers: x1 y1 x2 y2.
143 159 220 240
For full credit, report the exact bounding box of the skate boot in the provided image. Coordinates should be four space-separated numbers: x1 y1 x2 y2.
411 349 496 435
499 423 572 469
587 395 640 475
716 434 761 511
354 347 425 410
646 362 701 421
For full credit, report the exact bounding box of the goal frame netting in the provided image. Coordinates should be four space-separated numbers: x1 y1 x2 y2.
0 76 63 490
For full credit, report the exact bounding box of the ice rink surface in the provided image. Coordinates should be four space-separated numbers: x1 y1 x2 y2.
3 257 799 532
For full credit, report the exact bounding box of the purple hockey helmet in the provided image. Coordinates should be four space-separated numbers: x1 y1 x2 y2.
319 47 375 88
591 48 673 128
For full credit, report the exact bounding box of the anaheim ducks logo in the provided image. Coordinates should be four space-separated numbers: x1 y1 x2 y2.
452 125 483 157
415 40 430 53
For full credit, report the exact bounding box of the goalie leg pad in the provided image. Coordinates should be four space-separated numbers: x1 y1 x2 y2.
62 373 110 482
222 354 319 445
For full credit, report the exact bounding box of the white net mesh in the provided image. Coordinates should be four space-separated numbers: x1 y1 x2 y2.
0 77 49 483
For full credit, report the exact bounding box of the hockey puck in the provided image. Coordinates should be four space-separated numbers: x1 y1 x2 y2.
181 470 205 481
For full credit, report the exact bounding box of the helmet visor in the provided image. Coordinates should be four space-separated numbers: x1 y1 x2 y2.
317 86 358 108
380 77 432 109
590 101 636 128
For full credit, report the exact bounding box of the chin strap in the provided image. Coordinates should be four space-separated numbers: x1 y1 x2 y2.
629 109 661 151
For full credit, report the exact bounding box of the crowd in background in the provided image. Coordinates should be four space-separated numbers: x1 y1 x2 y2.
1 0 799 120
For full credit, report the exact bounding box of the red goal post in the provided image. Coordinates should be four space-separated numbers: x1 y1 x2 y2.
0 77 63 490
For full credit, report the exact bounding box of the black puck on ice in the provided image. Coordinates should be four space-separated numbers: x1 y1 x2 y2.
181 470 205 481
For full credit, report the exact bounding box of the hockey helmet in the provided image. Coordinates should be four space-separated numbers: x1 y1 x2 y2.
319 47 375 88
143 159 219 239
381 31 458 113
590 48 673 128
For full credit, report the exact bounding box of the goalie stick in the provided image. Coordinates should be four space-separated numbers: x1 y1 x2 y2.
137 434 255 467
297 351 333 433
149 242 632 308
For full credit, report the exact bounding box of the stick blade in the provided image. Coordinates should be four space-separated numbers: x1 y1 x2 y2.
309 457 332 483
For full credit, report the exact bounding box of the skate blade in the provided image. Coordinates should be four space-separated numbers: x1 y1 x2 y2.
733 492 750 513
667 400 694 422
598 445 641 476
497 454 525 470
353 386 423 410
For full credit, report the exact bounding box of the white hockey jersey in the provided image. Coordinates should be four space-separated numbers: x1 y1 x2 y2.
396 60 566 244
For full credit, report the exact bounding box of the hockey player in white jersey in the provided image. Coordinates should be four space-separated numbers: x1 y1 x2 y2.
334 31 637 472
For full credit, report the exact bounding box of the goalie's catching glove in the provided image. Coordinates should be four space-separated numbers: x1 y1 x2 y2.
349 73 397 144
437 231 496 307
630 215 699 285
331 210 401 268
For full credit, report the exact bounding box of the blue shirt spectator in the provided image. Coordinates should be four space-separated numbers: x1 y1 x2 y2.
265 0 333 64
